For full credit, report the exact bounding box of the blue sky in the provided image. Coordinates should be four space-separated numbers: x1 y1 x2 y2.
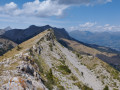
0 0 120 32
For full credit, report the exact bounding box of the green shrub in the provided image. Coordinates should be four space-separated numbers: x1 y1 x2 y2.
112 70 119 80
60 60 65 65
49 43 53 51
76 53 83 59
57 85 65 90
57 65 71 75
113 88 118 90
103 85 109 90
45 69 55 90
82 85 93 90
70 75 78 81
76 53 80 58
29 48 34 56
73 82 82 89
46 69 54 84
73 82 93 90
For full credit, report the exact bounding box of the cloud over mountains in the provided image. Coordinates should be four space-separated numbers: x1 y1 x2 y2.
69 22 120 32
0 0 112 17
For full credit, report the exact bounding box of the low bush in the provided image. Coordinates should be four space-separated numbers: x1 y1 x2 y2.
103 85 109 90
16 45 22 51
57 65 71 75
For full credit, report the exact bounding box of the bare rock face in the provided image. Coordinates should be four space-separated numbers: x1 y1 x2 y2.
3 77 45 90
5 77 27 90
1 58 47 90
18 62 34 76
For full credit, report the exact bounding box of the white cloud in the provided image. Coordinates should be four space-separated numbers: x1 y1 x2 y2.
79 22 96 27
0 0 68 17
69 22 120 32
5 2 17 9
0 2 17 15
0 0 112 17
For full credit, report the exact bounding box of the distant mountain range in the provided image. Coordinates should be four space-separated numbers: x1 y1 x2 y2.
69 30 120 51
2 25 71 44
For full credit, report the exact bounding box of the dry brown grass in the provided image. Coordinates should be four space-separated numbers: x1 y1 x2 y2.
61 38 116 57
0 30 49 61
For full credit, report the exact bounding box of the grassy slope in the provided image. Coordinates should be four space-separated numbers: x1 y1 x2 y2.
0 30 48 61
61 38 116 57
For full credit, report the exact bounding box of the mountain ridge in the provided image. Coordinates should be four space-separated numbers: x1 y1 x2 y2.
1 25 119 54
2 25 71 44
1 25 120 71
0 29 120 90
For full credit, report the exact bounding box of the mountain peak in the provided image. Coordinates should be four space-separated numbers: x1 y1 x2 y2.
45 24 50 27
44 25 51 28
4 26 12 31
29 25 38 28
28 25 52 29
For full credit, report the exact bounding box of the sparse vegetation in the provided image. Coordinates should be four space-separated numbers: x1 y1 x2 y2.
49 43 53 51
112 70 119 80
34 56 61 90
44 68 61 90
48 29 52 31
103 85 109 90
45 69 54 90
34 57 54 90
57 85 65 90
113 88 118 90
73 81 93 90
16 45 22 51
103 64 120 81
34 58 43 73
82 85 93 90
59 60 65 65
46 69 54 84
29 48 34 56
73 82 82 89
57 65 71 75
70 75 78 81
76 53 83 59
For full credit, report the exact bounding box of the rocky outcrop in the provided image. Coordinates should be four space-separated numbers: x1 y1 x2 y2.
3 77 28 90
1 57 47 90
2 76 46 90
